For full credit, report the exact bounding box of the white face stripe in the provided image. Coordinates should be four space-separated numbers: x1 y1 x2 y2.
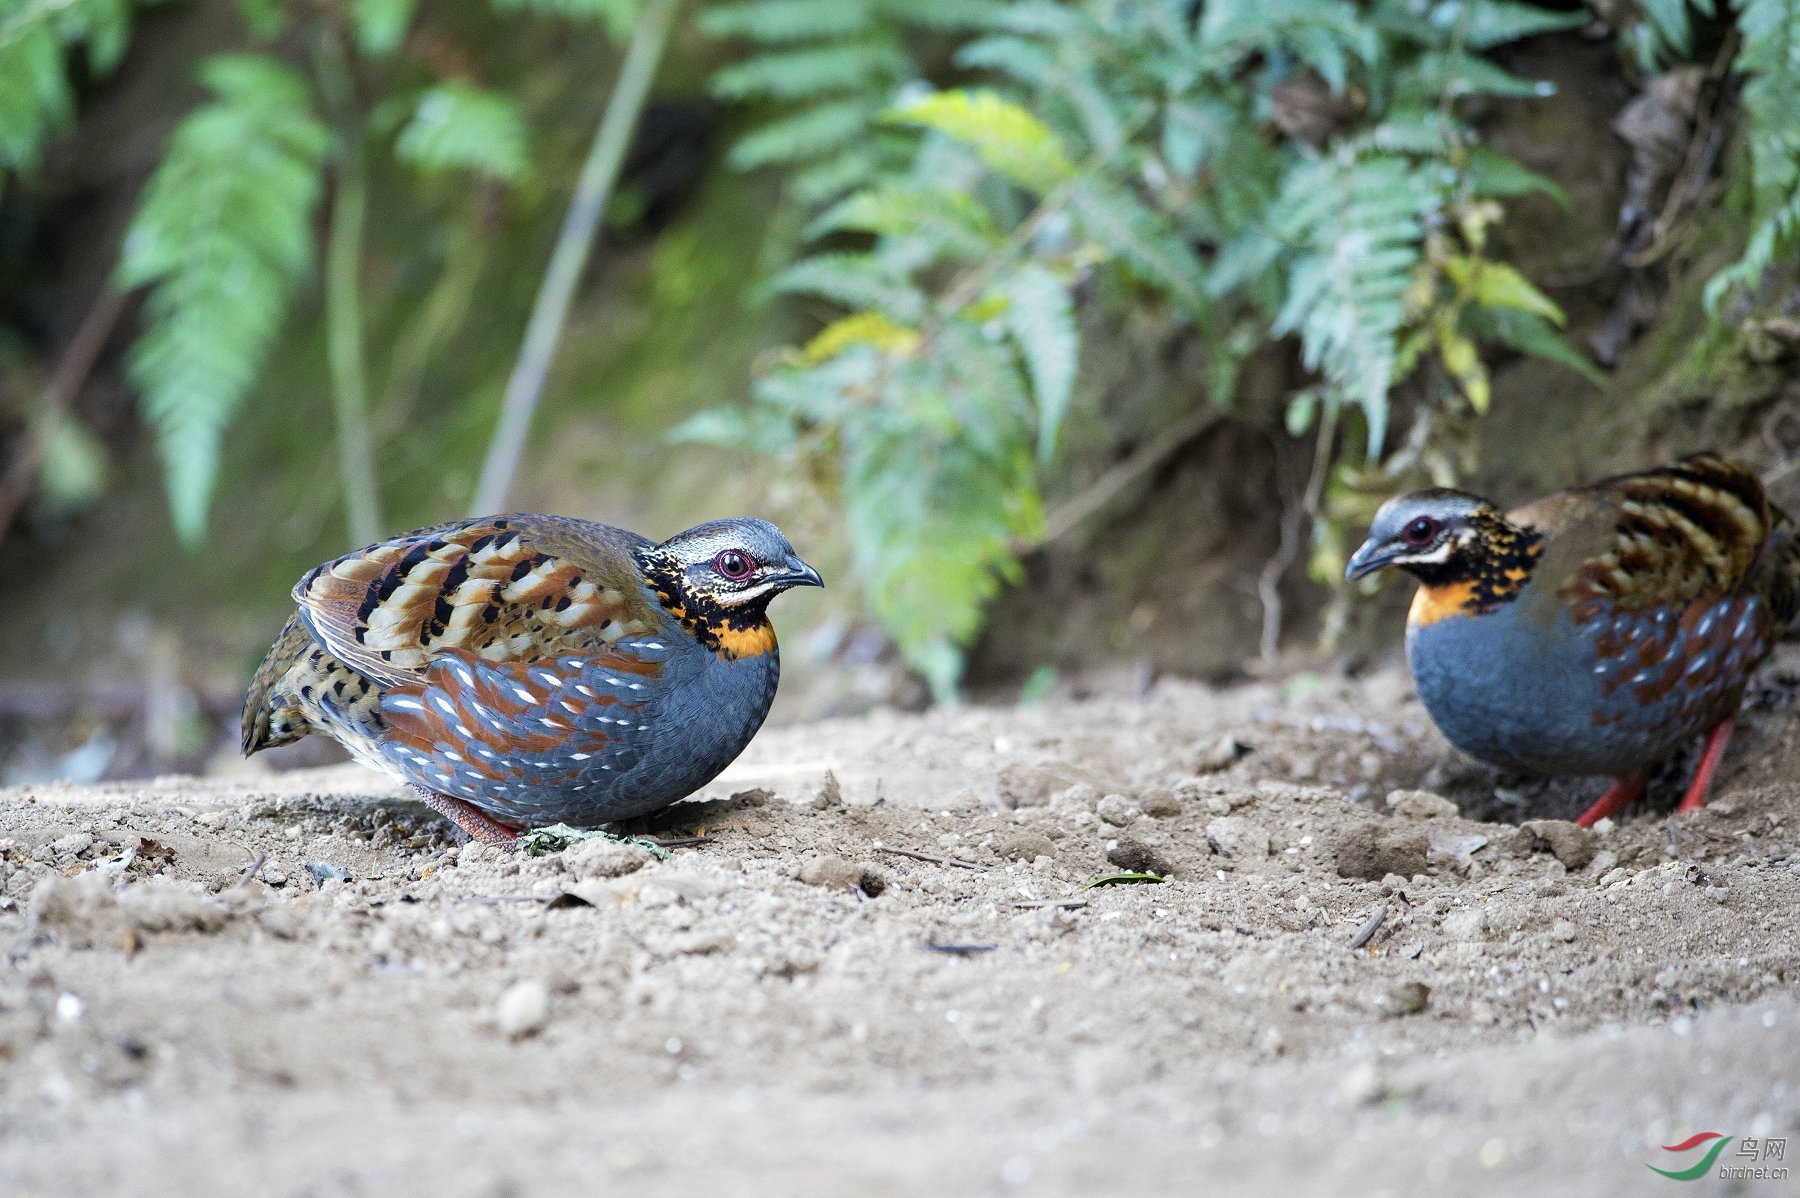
716 579 782 607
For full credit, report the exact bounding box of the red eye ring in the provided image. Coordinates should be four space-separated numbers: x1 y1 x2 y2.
715 550 757 581
1402 516 1439 547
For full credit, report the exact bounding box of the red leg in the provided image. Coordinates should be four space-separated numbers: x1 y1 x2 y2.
413 786 519 848
1575 771 1650 828
1676 718 1736 813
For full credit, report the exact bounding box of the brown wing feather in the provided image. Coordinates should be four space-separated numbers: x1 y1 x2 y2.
294 515 669 689
1529 454 1782 615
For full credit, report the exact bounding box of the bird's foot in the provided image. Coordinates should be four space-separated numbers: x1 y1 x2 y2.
1676 719 1737 814
412 787 520 848
1574 771 1650 828
515 824 673 860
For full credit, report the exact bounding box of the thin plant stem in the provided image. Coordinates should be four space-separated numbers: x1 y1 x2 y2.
469 0 682 517
314 27 383 547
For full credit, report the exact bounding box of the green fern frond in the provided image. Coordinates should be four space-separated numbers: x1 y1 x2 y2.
1465 146 1569 206
890 89 1076 194
1068 179 1210 316
712 41 910 101
999 263 1078 461
765 251 926 319
349 0 416 56
0 0 136 181
1199 0 1380 92
701 0 874 41
1411 50 1552 99
808 184 1003 260
1705 0 1800 311
1457 0 1589 49
1273 151 1437 453
1706 192 1800 311
955 34 1060 90
1630 0 1715 67
395 84 529 183
116 54 329 544
727 98 874 169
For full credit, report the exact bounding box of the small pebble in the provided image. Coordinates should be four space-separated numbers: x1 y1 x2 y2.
1387 790 1459 820
1105 837 1173 876
1552 919 1578 942
1135 787 1182 818
1519 820 1597 870
494 979 550 1038
1096 794 1139 827
563 838 653 880
51 833 94 858
995 832 1056 862
796 855 883 896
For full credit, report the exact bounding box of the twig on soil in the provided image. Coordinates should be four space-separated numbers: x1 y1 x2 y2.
1013 898 1088 910
924 942 998 955
651 835 715 849
1349 903 1389 950
453 895 551 906
233 852 268 890
873 843 988 871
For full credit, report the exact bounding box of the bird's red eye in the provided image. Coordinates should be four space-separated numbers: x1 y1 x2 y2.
1402 516 1439 547
715 550 757 580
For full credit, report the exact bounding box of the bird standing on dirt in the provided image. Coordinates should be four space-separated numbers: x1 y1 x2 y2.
242 515 822 845
1346 453 1799 827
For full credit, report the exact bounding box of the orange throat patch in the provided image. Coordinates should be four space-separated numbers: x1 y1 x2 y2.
1408 580 1480 629
709 619 778 661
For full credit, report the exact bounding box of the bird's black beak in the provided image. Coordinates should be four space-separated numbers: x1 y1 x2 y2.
772 555 824 589
1345 537 1399 582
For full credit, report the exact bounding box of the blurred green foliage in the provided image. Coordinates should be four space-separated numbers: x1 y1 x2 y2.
683 0 1605 695
2 0 1799 697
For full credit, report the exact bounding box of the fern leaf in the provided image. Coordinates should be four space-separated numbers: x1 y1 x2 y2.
1272 152 1436 453
797 310 919 363
999 264 1078 462
889 89 1076 194
1705 192 1800 311
955 34 1060 89
1630 0 1705 66
0 0 136 179
1412 50 1552 99
1468 306 1605 385
727 98 873 169
808 184 1002 260
765 251 925 319
700 0 874 42
1444 255 1565 323
1733 0 1800 213
350 0 416 56
1465 146 1570 206
1199 0 1380 87
712 41 909 101
791 143 891 205
395 84 529 183
1705 0 1800 310
116 54 329 544
1068 179 1209 316
873 0 1008 30
1457 0 1590 49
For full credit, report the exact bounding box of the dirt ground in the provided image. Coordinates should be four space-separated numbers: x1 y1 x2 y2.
2 652 1799 1197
